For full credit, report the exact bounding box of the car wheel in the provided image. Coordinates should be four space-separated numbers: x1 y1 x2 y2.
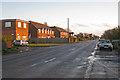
100 47 102 51
21 44 24 47
110 48 112 51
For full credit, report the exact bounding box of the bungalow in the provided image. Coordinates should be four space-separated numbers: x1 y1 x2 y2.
2 19 29 41
29 21 55 39
50 26 68 38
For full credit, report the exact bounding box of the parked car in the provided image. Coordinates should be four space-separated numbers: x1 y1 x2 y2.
97 39 105 47
13 40 28 46
98 40 113 51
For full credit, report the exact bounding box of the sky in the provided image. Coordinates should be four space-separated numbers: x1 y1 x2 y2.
1 1 118 36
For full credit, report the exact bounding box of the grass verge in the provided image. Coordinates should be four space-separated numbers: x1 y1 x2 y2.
2 46 20 54
28 41 84 47
28 43 68 47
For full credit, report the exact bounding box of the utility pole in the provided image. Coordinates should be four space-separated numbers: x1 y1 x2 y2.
67 18 70 44
67 18 69 34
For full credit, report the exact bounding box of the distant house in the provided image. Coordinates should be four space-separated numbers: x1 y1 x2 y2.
2 19 29 41
29 21 55 39
50 26 68 38
69 32 74 37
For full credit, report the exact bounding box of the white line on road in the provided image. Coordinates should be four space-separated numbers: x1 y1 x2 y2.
71 48 75 51
30 64 37 67
44 58 56 63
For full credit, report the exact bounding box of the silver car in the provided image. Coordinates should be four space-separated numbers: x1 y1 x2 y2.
13 40 28 46
98 40 113 51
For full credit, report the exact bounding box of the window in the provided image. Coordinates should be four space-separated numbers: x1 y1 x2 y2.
50 30 51 34
5 22 11 27
39 29 41 33
23 23 26 28
17 36 20 40
18 22 21 27
45 29 47 33
48 30 49 34
23 36 26 40
42 28 44 33
52 31 54 34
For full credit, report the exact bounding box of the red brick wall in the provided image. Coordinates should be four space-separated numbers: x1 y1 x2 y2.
50 27 60 38
16 20 28 41
2 20 16 40
2 19 29 41
29 23 38 39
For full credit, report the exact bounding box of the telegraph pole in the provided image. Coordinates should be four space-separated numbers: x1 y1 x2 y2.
67 18 69 34
67 18 70 44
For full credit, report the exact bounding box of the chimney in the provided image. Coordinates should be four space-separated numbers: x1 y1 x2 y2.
44 22 47 26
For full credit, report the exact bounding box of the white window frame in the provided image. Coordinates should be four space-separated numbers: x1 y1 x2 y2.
42 28 44 33
50 30 51 34
23 36 26 38
5 22 11 27
39 29 41 33
52 31 54 34
18 22 21 27
17 36 21 40
48 30 49 34
45 29 47 33
23 23 26 28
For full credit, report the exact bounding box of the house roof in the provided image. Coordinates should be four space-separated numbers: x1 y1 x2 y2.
1 19 29 23
30 21 52 30
51 26 67 32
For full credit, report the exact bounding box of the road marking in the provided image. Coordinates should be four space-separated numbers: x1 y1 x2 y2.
44 58 56 63
71 48 75 51
77 66 83 69
30 64 37 67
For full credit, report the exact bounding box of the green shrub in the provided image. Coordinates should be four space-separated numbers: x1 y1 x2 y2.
2 35 13 42
2 46 20 54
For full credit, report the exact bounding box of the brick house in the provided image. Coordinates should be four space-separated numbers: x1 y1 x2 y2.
50 26 68 38
29 21 55 39
2 19 29 41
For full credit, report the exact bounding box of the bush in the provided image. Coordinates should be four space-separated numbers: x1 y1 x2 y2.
102 26 120 40
2 46 20 54
2 35 13 42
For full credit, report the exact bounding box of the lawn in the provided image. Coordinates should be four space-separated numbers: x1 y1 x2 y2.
28 43 68 47
28 41 84 47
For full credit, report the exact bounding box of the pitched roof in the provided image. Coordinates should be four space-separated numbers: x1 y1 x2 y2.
30 21 52 30
51 26 67 32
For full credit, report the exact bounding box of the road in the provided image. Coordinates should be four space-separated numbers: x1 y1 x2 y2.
2 40 119 78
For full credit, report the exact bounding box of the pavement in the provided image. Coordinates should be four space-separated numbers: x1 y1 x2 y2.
2 40 120 79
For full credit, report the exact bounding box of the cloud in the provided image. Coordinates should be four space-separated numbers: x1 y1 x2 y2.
76 24 88 27
91 23 113 28
103 23 112 28
91 24 102 27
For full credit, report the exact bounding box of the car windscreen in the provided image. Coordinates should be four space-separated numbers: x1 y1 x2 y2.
16 40 20 42
106 40 110 43
102 40 110 43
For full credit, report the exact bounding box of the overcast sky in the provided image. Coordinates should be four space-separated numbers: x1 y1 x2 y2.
1 1 118 36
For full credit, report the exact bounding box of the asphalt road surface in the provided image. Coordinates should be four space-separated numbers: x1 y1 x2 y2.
2 40 119 78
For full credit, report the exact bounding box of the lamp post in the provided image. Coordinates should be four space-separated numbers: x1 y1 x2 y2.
67 18 70 44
